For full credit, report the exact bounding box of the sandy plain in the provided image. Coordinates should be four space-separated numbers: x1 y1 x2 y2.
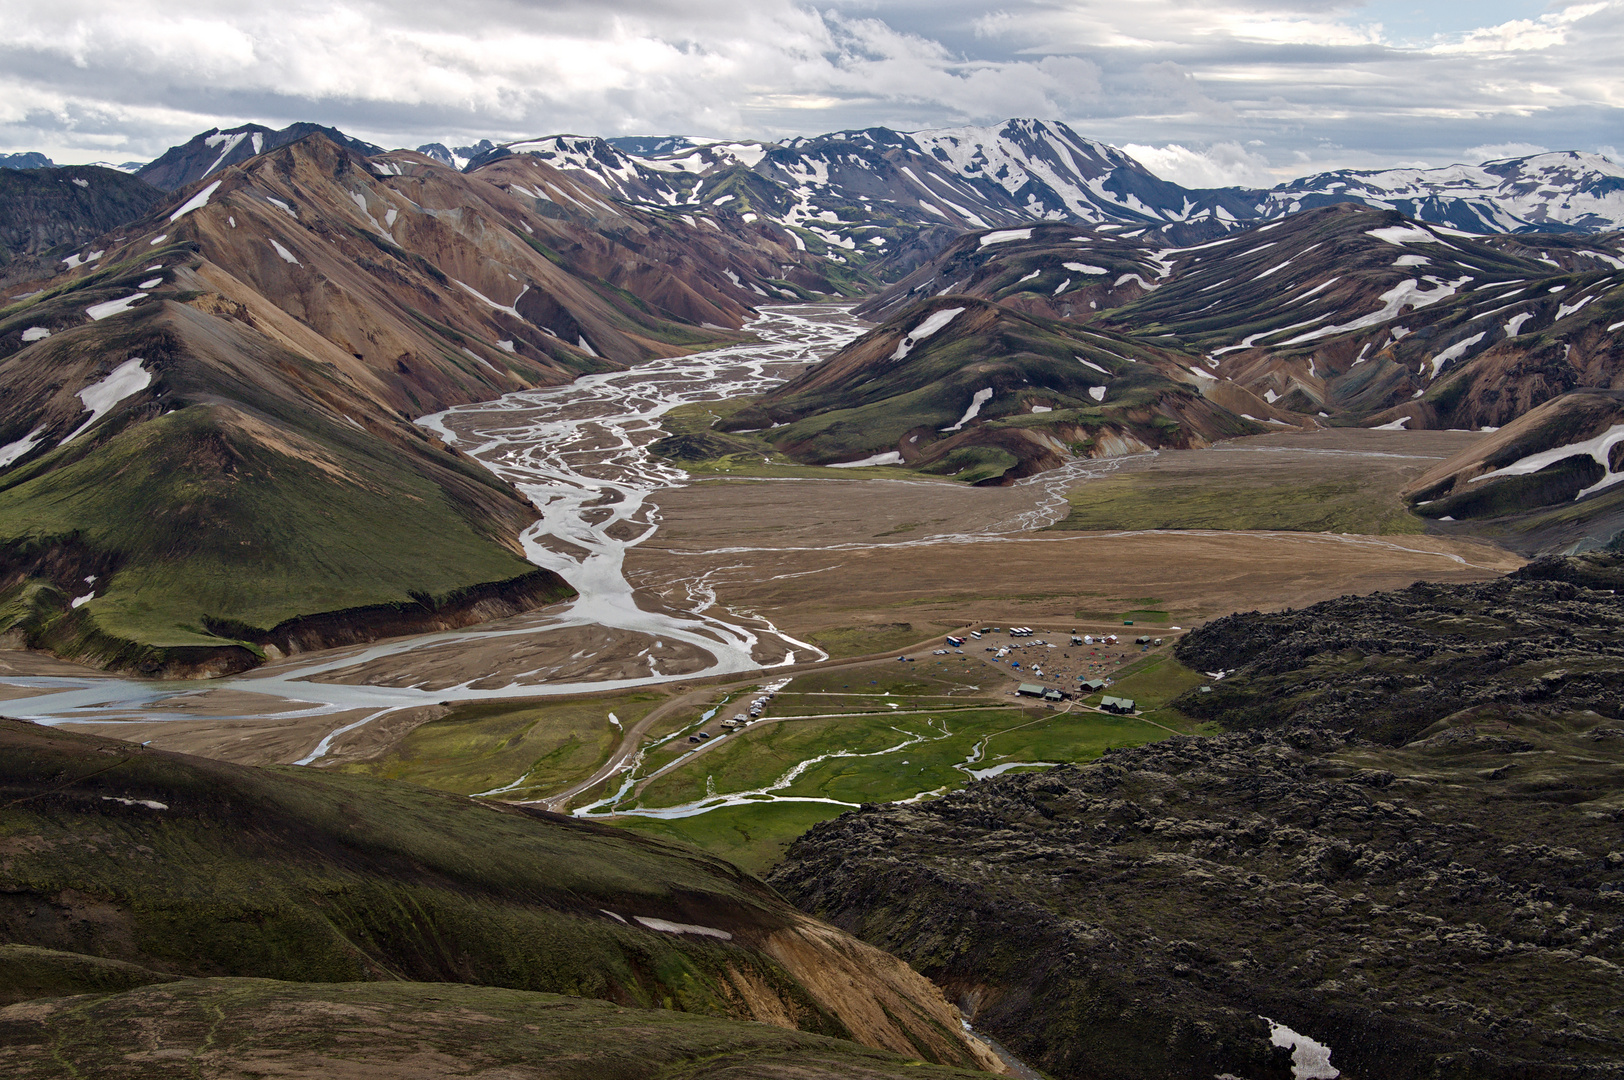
0 427 1522 772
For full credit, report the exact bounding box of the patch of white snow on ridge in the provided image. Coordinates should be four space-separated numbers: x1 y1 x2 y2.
1472 423 1624 501
1280 277 1463 346
979 228 1032 247
1114 273 1157 290
1393 254 1430 267
942 387 994 432
890 306 965 361
453 279 528 320
1015 269 1041 284
1556 295 1595 321
65 358 152 443
1053 277 1072 295
1030 405 1052 413
21 327 50 343
1076 356 1110 376
1428 331 1486 377
577 335 597 356
1063 262 1108 274
827 450 904 468
138 278 162 290
148 234 167 246
85 293 147 321
1366 225 1441 246
101 796 168 811
632 916 732 940
0 427 47 469
269 240 300 265
1371 416 1411 431
1088 385 1107 401
1505 312 1534 337
71 591 95 609
1264 1018 1339 1080
168 180 222 222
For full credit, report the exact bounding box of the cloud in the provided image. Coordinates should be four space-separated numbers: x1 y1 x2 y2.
1120 141 1276 187
1464 142 1551 161
0 0 1616 183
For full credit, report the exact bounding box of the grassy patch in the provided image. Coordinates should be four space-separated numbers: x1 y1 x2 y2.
0 405 539 653
1050 474 1424 534
614 802 847 875
337 692 664 798
807 622 947 658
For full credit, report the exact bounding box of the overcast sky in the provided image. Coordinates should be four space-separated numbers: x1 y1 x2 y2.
1 0 1619 185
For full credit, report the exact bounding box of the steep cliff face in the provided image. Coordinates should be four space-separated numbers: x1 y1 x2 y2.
0 166 163 269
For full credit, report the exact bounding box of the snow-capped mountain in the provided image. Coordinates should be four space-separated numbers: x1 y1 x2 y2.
465 120 1259 273
1258 152 1624 234
137 123 384 191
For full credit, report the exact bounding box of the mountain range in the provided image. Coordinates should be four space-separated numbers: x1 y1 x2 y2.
0 117 1621 673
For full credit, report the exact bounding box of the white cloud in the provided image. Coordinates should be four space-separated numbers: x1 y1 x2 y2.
1120 141 1276 187
1464 142 1551 161
0 0 1616 182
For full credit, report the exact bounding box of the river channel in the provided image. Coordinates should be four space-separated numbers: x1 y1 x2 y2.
0 305 873 747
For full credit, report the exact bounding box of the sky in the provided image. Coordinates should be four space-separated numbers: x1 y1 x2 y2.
0 0 1619 185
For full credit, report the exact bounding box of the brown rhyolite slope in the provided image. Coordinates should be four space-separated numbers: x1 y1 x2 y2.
0 133 847 671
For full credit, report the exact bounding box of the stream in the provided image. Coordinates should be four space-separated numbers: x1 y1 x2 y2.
0 305 869 741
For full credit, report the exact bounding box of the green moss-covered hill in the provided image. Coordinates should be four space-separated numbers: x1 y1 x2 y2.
1401 388 1624 553
0 718 996 1072
720 297 1260 484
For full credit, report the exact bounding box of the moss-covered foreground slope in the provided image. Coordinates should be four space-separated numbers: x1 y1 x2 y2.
0 978 992 1080
0 719 997 1072
771 553 1624 1080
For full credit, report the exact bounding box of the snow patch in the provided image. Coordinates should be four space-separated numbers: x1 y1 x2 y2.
1505 312 1534 337
1088 386 1107 402
101 796 168 811
85 293 147 321
827 450 904 468
1393 254 1430 266
21 327 50 342
269 239 300 265
1428 331 1486 377
71 591 95 608
168 179 222 222
978 228 1032 247
633 916 732 940
1063 262 1108 274
138 278 162 289
1366 225 1443 246
942 387 994 432
65 358 151 441
1030 405 1052 413
1265 1018 1339 1080
1076 356 1110 376
0 427 47 469
890 307 965 361
1371 416 1412 431
1472 423 1624 500
148 234 167 246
